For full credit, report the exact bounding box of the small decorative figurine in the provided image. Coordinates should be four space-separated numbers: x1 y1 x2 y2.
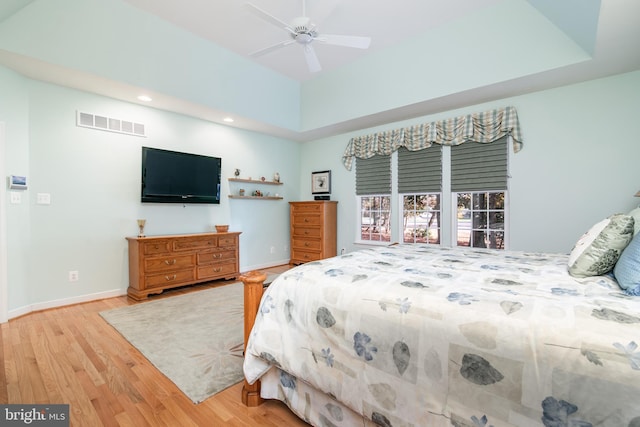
137 219 146 237
274 172 280 182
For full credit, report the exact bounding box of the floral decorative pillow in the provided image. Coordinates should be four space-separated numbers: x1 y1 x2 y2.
613 231 640 295
568 214 635 278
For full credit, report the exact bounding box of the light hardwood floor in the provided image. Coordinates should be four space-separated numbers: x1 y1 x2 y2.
0 265 309 426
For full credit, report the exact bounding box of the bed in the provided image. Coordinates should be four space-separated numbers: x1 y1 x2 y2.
241 234 640 426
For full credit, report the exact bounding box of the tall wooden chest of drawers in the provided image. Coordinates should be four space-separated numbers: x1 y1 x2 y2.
289 201 338 265
126 232 240 300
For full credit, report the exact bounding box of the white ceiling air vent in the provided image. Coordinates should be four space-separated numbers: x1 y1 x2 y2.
76 111 146 137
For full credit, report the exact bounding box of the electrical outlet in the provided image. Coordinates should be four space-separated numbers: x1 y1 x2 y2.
270 246 276 254
341 248 346 255
68 271 79 282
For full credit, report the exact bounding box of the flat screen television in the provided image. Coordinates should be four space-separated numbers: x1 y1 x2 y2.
141 147 221 204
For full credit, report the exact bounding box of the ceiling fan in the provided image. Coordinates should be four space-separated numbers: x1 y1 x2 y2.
245 0 371 73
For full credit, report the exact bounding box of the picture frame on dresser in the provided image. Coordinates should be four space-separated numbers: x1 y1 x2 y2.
311 170 331 195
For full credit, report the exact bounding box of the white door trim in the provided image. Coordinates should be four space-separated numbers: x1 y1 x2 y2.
0 122 8 323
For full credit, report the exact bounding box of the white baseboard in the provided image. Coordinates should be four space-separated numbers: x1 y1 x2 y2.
7 288 126 320
241 259 290 272
5 260 291 321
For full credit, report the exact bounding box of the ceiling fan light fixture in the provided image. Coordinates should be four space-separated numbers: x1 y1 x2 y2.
295 33 314 45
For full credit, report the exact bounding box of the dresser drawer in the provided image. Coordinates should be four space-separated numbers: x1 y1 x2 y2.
144 254 194 272
197 249 236 265
173 237 217 251
291 249 322 263
143 241 171 255
292 238 322 251
145 268 194 288
291 203 323 213
292 214 322 227
197 262 237 279
218 235 238 247
292 226 321 238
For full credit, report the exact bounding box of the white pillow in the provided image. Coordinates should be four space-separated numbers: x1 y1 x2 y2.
568 214 635 278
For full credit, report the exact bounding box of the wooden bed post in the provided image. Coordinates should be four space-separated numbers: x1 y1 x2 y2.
239 270 267 407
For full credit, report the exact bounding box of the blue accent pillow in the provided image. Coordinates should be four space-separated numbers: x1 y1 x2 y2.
613 230 640 295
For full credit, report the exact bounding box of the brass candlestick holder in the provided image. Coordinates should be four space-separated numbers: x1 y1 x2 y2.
137 219 146 237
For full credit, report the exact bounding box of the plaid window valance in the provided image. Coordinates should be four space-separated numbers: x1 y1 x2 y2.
342 106 523 170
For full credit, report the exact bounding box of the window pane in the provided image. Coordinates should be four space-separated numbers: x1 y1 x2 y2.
489 192 504 209
489 212 504 230
472 230 488 248
473 193 487 209
487 231 505 249
472 212 487 229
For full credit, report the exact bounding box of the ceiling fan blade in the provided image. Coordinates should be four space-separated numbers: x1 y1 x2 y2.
303 44 322 73
249 39 296 57
316 34 371 49
245 3 295 35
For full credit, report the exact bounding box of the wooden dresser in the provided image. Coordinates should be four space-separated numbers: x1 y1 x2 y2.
126 232 240 300
289 201 338 265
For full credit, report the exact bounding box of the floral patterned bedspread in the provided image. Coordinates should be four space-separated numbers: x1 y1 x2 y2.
243 245 640 427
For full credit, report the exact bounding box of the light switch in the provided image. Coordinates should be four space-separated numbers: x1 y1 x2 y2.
10 192 21 204
36 193 51 205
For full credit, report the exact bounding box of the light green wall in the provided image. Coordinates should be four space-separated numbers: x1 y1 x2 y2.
0 0 301 131
0 66 30 310
1 70 300 313
300 70 640 255
3 68 639 315
300 0 590 131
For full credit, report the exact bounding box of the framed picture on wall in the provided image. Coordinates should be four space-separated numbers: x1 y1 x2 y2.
311 170 331 195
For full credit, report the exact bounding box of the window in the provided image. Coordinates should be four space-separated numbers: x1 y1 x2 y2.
451 136 508 249
360 195 391 242
455 191 505 249
356 155 391 244
402 194 440 244
398 145 442 244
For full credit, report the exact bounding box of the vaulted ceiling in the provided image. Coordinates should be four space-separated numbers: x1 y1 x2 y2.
0 0 638 141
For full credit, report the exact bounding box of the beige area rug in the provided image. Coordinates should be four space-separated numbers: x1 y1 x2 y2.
100 276 276 404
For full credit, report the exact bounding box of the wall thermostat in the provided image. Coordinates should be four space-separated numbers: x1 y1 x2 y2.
8 175 27 190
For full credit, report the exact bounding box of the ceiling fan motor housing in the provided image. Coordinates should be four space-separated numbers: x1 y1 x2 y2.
290 16 316 44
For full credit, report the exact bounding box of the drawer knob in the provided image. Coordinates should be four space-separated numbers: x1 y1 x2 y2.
304 218 309 222
304 242 310 247
164 259 177 265
165 274 177 281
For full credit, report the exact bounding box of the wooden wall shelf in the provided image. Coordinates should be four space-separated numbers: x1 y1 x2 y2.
228 195 283 200
228 178 283 185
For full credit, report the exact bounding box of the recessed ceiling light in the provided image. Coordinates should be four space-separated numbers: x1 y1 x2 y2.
137 95 152 102
223 117 234 123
